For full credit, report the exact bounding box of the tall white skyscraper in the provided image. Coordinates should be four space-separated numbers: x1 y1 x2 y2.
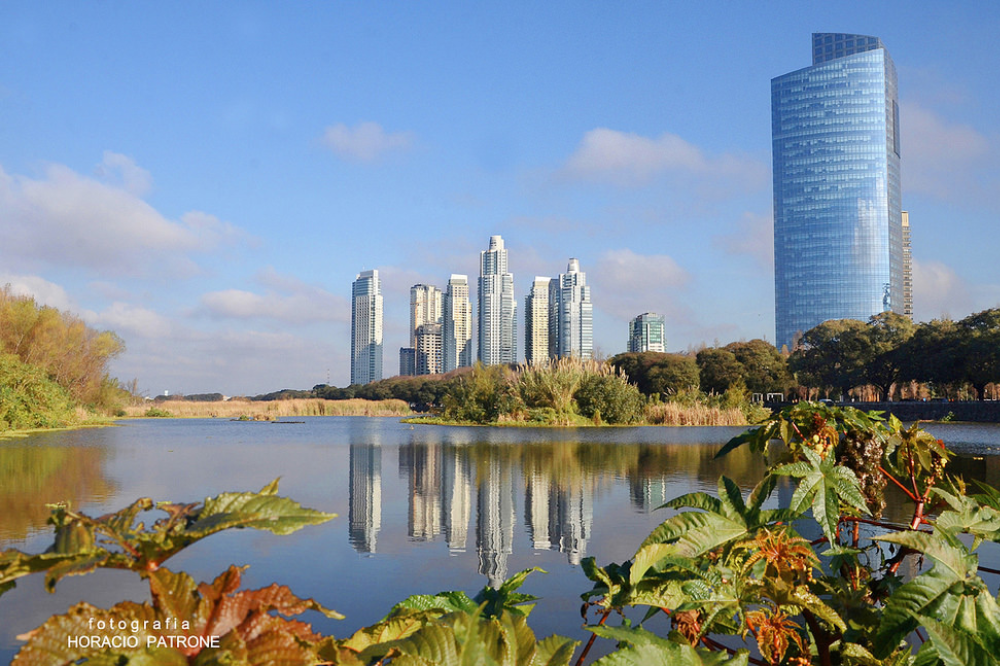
525 277 551 365
478 235 517 365
551 258 592 360
409 284 442 349
351 269 383 385
443 274 473 372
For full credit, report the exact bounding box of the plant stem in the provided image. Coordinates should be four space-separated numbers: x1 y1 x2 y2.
574 608 610 666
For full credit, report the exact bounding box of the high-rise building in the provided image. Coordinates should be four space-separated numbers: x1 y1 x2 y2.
628 313 666 353
551 259 592 360
772 33 903 349
415 323 443 375
524 277 551 364
443 274 473 372
351 269 383 385
478 235 517 365
410 284 442 349
902 211 913 320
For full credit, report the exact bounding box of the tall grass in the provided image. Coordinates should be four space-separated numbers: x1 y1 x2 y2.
644 402 747 426
120 398 411 419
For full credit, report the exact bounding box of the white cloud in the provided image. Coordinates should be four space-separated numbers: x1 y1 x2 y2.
321 121 414 163
95 151 152 196
902 103 996 204
912 259 974 321
590 248 691 323
0 273 76 311
198 270 349 325
91 302 173 339
0 160 248 277
560 128 768 190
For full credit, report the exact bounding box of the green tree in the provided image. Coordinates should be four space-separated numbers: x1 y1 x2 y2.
725 339 790 395
695 347 743 395
897 318 961 396
861 311 916 400
956 308 1000 401
789 319 868 398
611 352 699 397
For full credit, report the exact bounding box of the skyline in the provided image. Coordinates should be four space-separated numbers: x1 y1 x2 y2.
2 3 999 394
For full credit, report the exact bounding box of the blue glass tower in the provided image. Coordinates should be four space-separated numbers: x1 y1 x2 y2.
772 33 902 350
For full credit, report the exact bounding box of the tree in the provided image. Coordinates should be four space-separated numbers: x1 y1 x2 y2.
725 339 790 395
611 352 699 397
956 308 1000 401
696 347 744 395
789 319 868 398
897 318 961 395
861 312 916 400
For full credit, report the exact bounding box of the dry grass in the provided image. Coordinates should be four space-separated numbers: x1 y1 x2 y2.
120 398 412 419
645 402 747 426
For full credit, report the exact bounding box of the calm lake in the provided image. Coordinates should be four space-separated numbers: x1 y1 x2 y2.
3 417 1000 662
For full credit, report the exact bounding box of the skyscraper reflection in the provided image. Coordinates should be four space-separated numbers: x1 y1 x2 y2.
348 443 382 554
475 449 516 588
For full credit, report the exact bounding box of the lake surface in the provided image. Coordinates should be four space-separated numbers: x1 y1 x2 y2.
2 417 1000 662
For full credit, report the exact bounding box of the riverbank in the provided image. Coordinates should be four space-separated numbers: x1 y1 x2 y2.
118 398 412 420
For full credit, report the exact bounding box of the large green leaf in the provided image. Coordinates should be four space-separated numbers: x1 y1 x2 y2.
916 614 999 666
774 446 869 543
872 568 966 658
588 626 749 666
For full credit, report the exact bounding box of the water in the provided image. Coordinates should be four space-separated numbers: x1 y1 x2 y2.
2 417 999 662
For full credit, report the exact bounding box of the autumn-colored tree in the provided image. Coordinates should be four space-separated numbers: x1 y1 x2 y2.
0 285 124 407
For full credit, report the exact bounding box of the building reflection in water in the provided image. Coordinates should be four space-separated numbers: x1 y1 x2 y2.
350 438 760 587
524 471 593 565
348 443 382 554
441 444 472 553
476 448 516 588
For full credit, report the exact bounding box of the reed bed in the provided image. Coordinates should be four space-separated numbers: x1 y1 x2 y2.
121 398 411 419
644 402 747 426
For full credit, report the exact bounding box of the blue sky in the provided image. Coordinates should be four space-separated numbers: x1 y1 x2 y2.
2 2 998 395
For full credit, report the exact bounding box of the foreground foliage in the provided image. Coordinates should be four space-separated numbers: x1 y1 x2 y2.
580 402 1000 665
6 402 1000 665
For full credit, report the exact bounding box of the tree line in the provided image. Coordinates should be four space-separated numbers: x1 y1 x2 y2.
307 307 1000 409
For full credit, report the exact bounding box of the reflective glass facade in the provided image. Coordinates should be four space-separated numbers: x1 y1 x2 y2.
772 33 902 349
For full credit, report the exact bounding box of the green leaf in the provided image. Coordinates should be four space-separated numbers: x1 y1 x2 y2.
873 568 964 658
917 614 998 666
588 626 748 666
531 635 580 666
775 446 869 543
189 479 336 537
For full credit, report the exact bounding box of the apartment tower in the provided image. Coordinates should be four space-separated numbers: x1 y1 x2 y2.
524 277 552 364
351 269 383 385
478 235 517 365
443 274 473 372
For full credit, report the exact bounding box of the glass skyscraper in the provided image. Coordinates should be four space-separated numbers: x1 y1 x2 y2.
772 33 903 350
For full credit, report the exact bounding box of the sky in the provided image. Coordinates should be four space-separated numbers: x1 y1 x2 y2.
1 2 998 396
